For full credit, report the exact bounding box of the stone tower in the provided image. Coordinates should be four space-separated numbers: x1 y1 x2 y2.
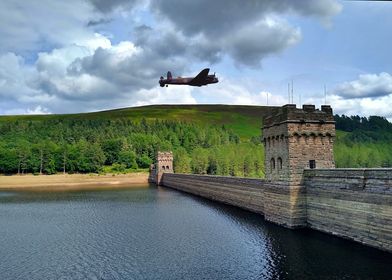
155 151 173 185
263 104 335 184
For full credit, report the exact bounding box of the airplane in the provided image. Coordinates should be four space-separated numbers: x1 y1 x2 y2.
159 68 218 87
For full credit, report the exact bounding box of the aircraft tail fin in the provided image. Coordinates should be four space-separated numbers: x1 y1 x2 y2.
167 71 172 80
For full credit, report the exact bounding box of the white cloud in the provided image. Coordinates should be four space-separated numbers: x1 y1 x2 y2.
134 86 197 106
0 0 98 53
0 39 191 113
4 105 51 115
328 94 392 120
193 77 286 106
334 72 392 99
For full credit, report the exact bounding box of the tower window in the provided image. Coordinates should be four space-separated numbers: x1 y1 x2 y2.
270 158 275 170
309 160 316 169
278 157 283 170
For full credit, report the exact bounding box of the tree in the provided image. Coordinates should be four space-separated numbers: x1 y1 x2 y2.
14 140 31 175
0 143 18 174
118 149 138 169
137 154 153 169
102 138 123 165
174 147 191 173
191 148 209 174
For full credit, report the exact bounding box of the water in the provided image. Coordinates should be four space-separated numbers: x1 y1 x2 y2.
0 185 391 280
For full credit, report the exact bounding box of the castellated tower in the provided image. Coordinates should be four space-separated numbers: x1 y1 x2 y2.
155 151 173 185
263 104 335 184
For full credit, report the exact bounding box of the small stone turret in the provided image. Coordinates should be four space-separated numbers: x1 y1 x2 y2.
263 104 335 184
152 151 173 185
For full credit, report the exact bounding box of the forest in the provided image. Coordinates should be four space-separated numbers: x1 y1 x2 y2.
334 115 392 168
0 119 264 177
0 110 391 177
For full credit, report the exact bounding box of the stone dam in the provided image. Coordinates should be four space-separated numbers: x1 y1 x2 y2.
149 104 392 253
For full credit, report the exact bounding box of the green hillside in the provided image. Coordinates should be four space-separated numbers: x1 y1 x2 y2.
0 105 275 140
1 104 391 176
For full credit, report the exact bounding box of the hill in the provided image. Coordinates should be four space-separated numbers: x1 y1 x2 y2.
0 104 276 140
1 104 391 176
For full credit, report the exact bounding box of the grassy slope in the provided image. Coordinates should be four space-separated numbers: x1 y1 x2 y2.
0 105 277 140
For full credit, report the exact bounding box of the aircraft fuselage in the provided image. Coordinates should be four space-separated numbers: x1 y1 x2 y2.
159 68 218 87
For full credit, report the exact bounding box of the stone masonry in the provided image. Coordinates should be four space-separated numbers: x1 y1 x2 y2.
155 151 173 185
263 104 335 184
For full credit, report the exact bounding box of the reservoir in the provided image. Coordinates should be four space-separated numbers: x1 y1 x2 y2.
0 185 391 280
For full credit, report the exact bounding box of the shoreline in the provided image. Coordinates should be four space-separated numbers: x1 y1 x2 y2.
0 173 149 192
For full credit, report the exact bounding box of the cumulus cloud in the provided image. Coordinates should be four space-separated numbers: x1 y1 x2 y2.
193 77 286 106
334 72 392 99
0 0 342 114
224 18 300 67
88 0 145 13
3 106 50 116
147 0 340 66
0 0 99 53
0 40 191 113
326 94 392 121
151 0 341 36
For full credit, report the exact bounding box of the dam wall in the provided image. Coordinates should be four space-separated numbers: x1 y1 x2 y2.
161 173 307 228
161 173 265 214
304 168 392 252
153 104 392 253
161 170 392 253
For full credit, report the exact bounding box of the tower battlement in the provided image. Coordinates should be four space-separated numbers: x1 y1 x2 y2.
263 104 334 128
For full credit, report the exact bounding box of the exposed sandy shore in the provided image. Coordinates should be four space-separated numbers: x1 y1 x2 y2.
0 173 149 191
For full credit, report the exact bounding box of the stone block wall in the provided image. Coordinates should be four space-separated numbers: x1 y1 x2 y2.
161 173 265 214
262 181 307 228
161 173 307 228
263 104 335 184
304 168 392 253
287 122 335 184
159 170 392 252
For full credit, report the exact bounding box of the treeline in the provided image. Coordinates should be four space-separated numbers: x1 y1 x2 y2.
335 115 392 132
0 118 264 176
174 144 264 177
334 114 392 168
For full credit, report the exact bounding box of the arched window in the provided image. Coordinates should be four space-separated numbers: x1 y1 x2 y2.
270 158 275 170
162 166 166 170
277 157 283 170
166 165 170 170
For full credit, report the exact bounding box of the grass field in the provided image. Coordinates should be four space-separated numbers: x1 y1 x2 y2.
0 104 277 140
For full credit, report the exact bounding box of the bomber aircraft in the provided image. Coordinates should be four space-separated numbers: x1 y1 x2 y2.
159 68 218 87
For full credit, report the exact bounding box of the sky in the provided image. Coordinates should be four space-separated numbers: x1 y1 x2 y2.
0 0 392 120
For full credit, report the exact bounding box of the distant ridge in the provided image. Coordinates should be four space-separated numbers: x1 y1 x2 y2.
0 104 278 139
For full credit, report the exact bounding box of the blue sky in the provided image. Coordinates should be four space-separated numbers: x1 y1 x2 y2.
0 0 392 120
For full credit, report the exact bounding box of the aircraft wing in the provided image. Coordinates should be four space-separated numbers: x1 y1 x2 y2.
189 68 210 86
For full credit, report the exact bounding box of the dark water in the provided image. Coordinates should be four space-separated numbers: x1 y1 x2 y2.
0 185 391 280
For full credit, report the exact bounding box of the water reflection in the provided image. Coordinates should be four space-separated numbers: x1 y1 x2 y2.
0 185 391 280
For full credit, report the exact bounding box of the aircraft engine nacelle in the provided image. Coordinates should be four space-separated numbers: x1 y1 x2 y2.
159 76 165 87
